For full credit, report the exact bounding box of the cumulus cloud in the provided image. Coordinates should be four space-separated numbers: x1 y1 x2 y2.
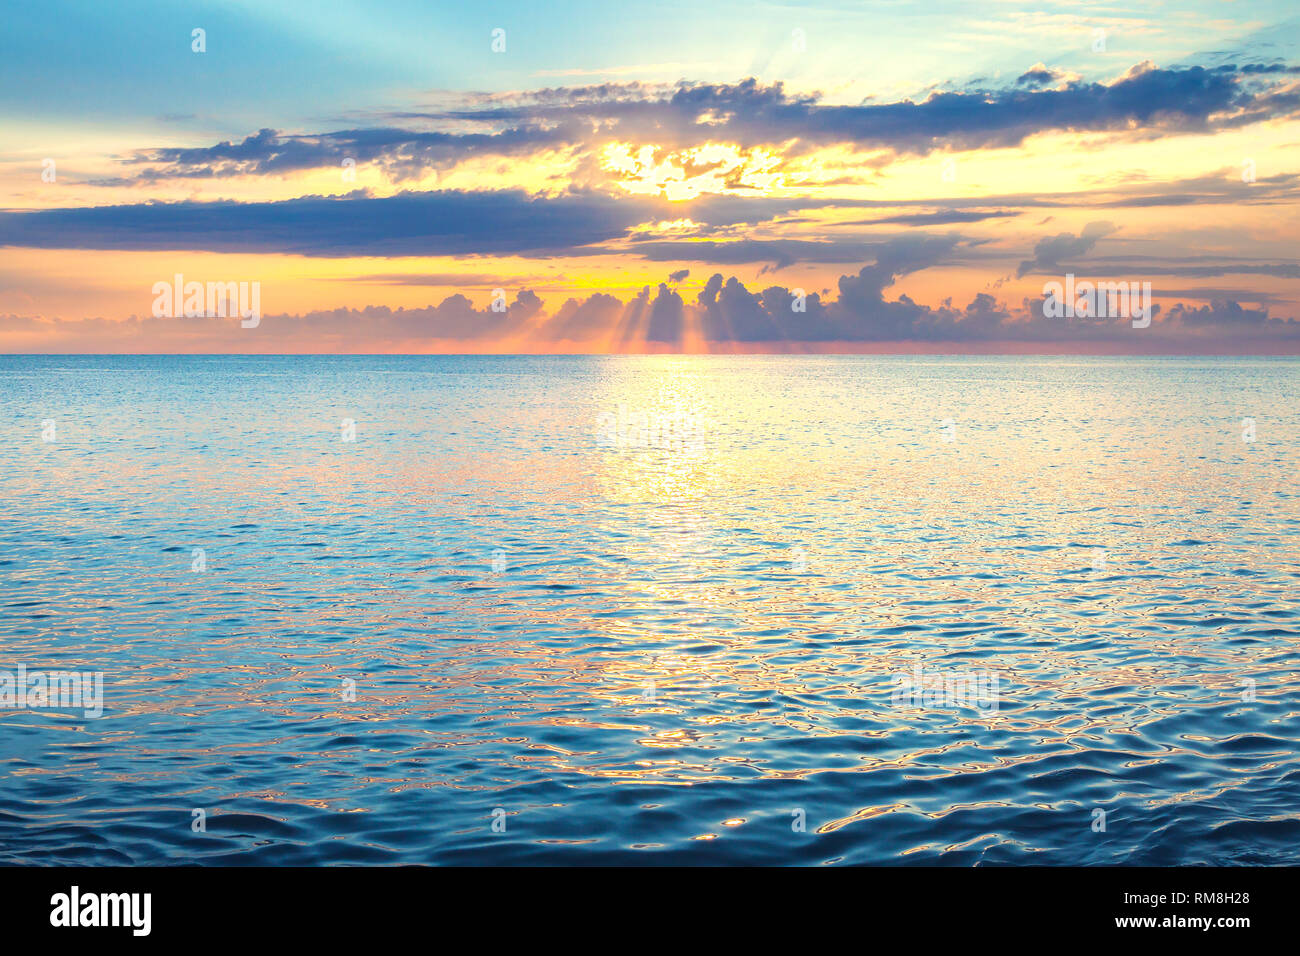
8 253 1295 353
1016 64 1059 88
1167 298 1276 326
1016 221 1118 277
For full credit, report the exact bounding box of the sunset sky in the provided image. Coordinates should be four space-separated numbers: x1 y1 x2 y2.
3 0 1299 352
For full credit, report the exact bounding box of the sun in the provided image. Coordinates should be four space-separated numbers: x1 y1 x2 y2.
600 142 785 200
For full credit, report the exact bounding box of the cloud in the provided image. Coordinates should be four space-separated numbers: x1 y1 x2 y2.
1150 288 1281 303
0 188 987 264
1014 63 1079 89
95 64 1300 186
645 283 685 343
854 210 1022 226
1016 221 1118 277
0 190 663 258
5 262 1298 353
403 66 1295 157
1069 259 1300 279
1167 298 1277 326
536 292 625 342
102 124 578 184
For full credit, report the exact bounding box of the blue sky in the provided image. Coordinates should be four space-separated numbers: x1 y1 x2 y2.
9 0 1297 132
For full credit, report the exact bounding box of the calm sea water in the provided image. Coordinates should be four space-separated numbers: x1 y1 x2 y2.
1 354 1298 865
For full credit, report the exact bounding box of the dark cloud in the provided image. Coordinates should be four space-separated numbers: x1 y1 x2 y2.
1167 298 1278 326
93 64 1300 185
0 190 975 260
11 161 1295 267
5 265 1298 352
370 66 1300 157
1016 221 1118 277
33 170 1292 266
693 236 995 342
536 292 624 342
1152 288 1281 303
771 171 1300 215
645 283 685 343
1071 258 1300 279
1015 65 1062 89
99 124 579 184
0 291 540 351
698 275 792 341
0 190 663 258
1234 63 1300 75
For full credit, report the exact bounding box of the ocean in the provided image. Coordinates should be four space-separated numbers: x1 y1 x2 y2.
1 354 1298 864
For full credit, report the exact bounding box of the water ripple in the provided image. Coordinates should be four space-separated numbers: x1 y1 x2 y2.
1 355 1298 864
